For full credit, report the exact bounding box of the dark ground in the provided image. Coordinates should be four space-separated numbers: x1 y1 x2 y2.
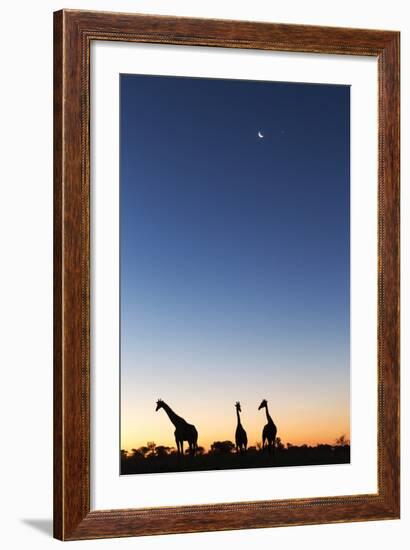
121 444 350 475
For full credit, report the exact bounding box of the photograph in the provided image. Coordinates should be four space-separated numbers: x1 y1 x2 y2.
120 73 351 475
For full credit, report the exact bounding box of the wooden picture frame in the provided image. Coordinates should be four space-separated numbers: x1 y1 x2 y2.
54 9 400 541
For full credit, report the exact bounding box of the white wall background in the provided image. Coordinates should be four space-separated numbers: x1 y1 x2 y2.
0 1 407 548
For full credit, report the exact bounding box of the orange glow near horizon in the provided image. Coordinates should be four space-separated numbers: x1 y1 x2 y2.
121 388 350 452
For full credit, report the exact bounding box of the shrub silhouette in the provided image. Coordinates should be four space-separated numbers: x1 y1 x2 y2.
129 448 145 460
155 445 172 458
120 439 350 475
275 437 284 450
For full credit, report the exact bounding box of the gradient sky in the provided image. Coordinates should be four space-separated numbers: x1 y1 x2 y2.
120 74 350 452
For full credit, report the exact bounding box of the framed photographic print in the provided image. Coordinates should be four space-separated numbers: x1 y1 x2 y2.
54 9 400 540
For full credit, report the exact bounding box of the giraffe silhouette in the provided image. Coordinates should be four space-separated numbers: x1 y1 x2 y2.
155 399 198 457
258 399 277 454
234 401 248 454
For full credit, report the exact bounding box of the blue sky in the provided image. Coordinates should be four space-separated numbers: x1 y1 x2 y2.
120 74 350 450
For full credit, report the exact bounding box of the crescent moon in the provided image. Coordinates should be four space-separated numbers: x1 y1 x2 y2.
258 131 264 138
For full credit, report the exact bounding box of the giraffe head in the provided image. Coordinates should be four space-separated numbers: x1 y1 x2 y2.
155 398 165 411
235 401 242 412
258 399 268 410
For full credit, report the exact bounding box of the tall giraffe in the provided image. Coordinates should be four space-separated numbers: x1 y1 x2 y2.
258 399 277 454
155 399 198 456
234 401 248 454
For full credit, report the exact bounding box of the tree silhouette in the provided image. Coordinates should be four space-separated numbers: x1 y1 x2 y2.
129 448 145 460
335 434 350 447
210 440 235 454
155 445 172 458
136 445 149 458
146 441 156 458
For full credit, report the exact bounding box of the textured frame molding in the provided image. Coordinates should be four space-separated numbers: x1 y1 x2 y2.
54 9 400 540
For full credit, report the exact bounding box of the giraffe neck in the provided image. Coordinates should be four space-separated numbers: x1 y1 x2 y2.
162 403 182 427
265 405 274 425
236 408 241 426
